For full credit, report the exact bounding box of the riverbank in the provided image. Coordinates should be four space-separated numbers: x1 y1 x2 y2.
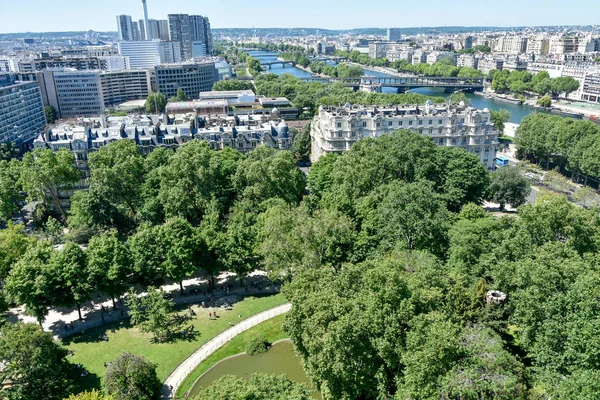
347 61 412 78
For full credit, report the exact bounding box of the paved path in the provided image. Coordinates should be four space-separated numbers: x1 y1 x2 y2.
162 303 291 399
7 271 274 339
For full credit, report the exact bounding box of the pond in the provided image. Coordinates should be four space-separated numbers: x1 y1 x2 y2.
187 340 320 398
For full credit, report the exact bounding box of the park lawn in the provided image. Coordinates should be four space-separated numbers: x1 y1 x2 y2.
177 314 287 398
64 293 287 393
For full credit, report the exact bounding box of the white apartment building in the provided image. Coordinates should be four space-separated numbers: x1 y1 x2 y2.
98 56 130 71
117 40 182 69
549 36 580 55
457 54 478 69
526 35 550 56
582 74 600 103
494 36 528 54
311 102 499 170
411 50 428 65
426 51 456 65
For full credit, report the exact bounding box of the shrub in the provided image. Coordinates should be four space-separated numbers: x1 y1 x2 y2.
246 336 271 355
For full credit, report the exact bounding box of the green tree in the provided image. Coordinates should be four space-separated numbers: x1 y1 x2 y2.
191 374 313 400
258 202 355 279
145 92 167 114
127 224 163 286
44 106 57 124
20 148 80 220
367 181 450 257
0 143 19 161
440 325 527 399
126 287 174 342
5 241 55 325
66 390 114 400
174 88 189 101
490 109 511 134
87 230 131 308
306 152 338 198
0 322 74 400
212 80 254 91
397 312 462 399
103 352 161 400
234 145 306 206
537 94 552 107
50 242 91 320
448 92 469 105
158 140 236 224
488 166 531 210
0 222 35 281
291 123 311 162
283 252 446 400
159 217 205 293
74 139 145 232
0 159 25 222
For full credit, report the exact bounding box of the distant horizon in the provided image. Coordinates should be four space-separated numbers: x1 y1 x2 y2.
0 0 597 34
1 24 598 36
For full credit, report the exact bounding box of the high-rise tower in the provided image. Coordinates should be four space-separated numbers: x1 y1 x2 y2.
142 0 150 41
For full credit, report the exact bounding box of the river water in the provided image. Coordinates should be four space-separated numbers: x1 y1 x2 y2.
248 51 538 124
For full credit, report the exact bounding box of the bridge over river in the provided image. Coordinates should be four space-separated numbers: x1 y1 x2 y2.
300 76 486 92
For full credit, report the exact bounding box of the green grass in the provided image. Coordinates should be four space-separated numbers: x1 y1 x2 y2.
235 68 248 77
176 314 287 398
498 135 514 143
64 293 287 393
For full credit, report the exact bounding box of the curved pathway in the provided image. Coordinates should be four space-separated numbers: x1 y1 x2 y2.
162 303 292 399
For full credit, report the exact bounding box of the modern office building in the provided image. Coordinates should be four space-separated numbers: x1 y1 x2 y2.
117 40 181 69
158 19 170 41
387 28 402 42
36 69 153 117
582 74 600 103
132 21 141 41
100 70 152 107
98 56 130 71
155 61 218 99
168 14 213 60
138 20 146 41
310 102 499 170
37 69 104 118
116 15 135 41
0 75 46 147
18 57 102 71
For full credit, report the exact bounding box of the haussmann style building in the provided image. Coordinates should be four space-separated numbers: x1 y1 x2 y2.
310 101 500 169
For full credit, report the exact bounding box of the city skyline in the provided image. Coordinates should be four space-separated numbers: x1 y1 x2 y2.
0 0 599 34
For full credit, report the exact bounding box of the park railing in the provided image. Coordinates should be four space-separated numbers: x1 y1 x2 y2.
163 303 292 399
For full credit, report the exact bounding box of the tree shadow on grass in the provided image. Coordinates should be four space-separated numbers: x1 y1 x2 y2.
61 319 133 345
69 368 102 394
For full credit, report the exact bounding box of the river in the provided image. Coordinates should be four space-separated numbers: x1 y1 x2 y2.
247 51 540 124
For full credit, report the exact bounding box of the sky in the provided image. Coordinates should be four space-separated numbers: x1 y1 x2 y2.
0 0 598 33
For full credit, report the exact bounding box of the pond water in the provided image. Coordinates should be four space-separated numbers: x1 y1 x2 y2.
187 340 320 398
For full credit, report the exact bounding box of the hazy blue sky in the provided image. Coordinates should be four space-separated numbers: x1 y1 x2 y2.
0 0 597 33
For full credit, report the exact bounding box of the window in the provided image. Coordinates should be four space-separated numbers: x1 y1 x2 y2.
362 122 367 127
337 122 341 128
428 120 432 125
399 121 403 126
419 128 423 134
388 121 393 126
438 119 443 124
438 127 443 134
409 121 413 126
418 120 423 125
429 128 433 134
